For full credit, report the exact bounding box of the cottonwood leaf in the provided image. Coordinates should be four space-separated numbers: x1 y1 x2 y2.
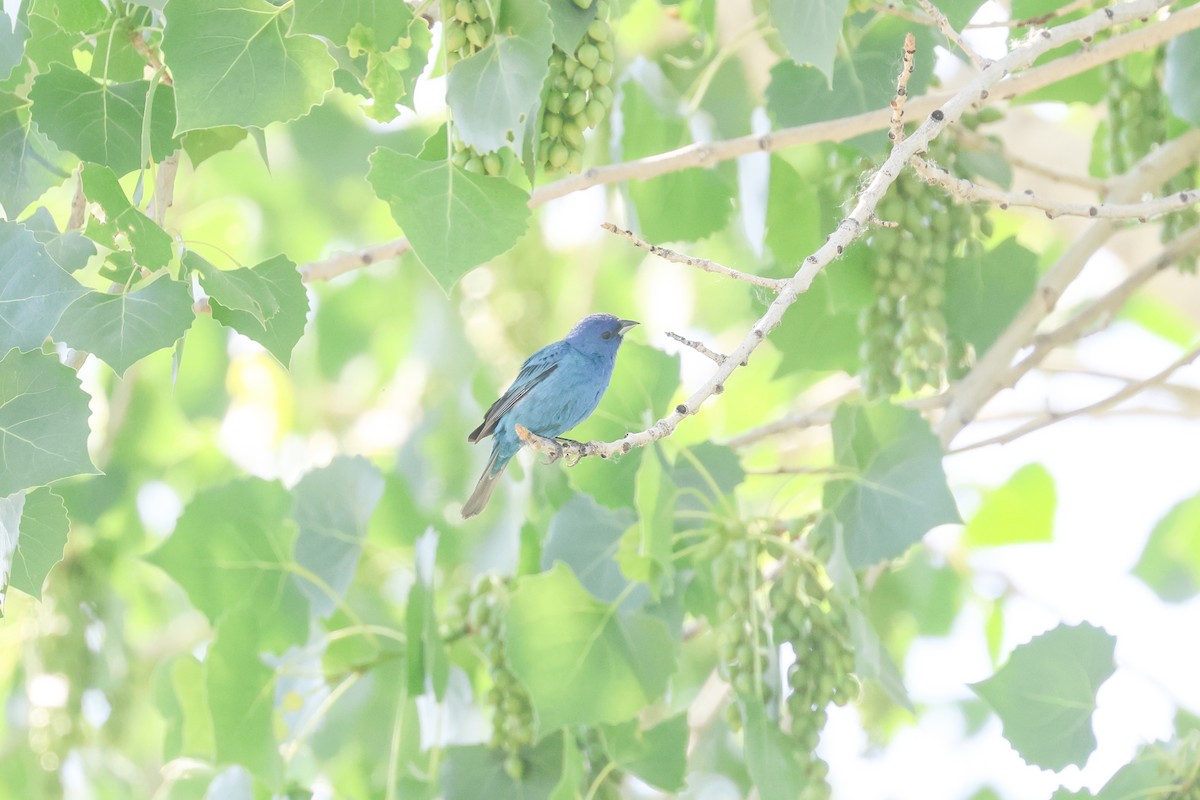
542 494 645 608
0 15 24 84
743 698 809 800
206 609 283 785
291 456 384 617
207 255 309 367
163 0 336 133
80 163 174 269
971 623 1116 770
22 208 96 273
547 0 597 48
29 65 177 174
0 349 98 497
441 738 565 800
0 104 75 219
0 220 85 353
964 463 1057 547
821 402 960 567
945 238 1038 357
367 148 530 291
1133 492 1200 602
505 563 677 736
186 250 278 325
446 0 553 153
146 478 309 653
53 278 195 376
600 714 688 792
9 487 69 600
769 0 849 84
291 0 411 49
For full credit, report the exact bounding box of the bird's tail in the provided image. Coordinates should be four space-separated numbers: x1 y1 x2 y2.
462 448 508 518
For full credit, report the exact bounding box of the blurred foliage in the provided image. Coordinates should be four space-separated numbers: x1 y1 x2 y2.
0 0 1198 798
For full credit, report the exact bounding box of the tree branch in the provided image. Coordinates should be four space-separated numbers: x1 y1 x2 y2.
936 127 1200 446
916 0 987 69
666 332 727 365
948 344 1200 454
601 223 786 292
912 155 1200 219
297 1 1200 285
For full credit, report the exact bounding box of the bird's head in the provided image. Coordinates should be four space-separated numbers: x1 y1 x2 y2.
564 313 639 358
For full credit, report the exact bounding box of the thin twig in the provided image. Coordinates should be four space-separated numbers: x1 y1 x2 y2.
601 223 787 292
917 0 987 69
913 156 1200 220
666 331 727 365
948 344 1200 454
296 3 1200 285
889 32 917 145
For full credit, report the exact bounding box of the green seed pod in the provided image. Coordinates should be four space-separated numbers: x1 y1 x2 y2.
588 18 609 42
592 83 614 108
466 21 487 48
565 149 583 174
455 0 475 22
576 42 600 70
573 65 594 90
565 90 587 117
597 40 615 63
572 0 593 8
553 72 571 93
473 0 492 19
444 22 467 52
545 91 564 114
543 112 563 137
593 60 613 86
583 99 606 128
549 48 565 70
548 142 569 168
483 153 502 175
562 57 578 80
464 156 484 174
561 120 585 148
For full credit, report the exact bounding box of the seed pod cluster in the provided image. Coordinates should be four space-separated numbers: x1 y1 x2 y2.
450 139 514 177
538 5 616 174
443 0 495 68
462 574 535 779
1105 51 1198 272
712 539 775 728
770 555 859 796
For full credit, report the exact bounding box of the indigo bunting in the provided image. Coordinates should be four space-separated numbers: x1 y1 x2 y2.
462 313 639 518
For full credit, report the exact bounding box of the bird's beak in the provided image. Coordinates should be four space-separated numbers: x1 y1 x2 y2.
618 319 639 336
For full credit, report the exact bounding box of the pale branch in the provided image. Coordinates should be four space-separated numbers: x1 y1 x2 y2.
948 344 1200 454
1004 223 1200 388
531 0 1176 462
936 128 1200 446
889 33 917 145
912 155 1200 220
916 0 988 69
601 223 786 291
666 331 727 365
296 1 1200 285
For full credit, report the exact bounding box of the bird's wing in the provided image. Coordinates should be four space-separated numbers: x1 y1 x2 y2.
467 342 567 443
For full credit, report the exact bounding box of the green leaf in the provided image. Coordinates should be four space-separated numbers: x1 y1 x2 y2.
1132 492 1200 602
764 155 823 266
22 208 97 273
600 713 688 792
542 494 645 607
1166 29 1200 126
547 0 597 48
971 623 1116 770
766 17 935 138
964 463 1056 547
158 654 215 761
367 148 531 291
29 66 178 174
187 250 278 326
207 255 310 367
291 0 411 49
0 349 98 497
0 15 24 84
447 0 553 153
146 478 309 653
822 402 960 568
206 609 283 786
79 163 174 269
52 278 195 376
742 697 809 800
505 563 677 735
620 78 734 242
618 447 676 596
0 220 85 353
548 731 586 800
181 126 249 168
945 238 1038 356
9 487 69 600
290 456 384 617
769 0 849 84
163 0 337 133
0 105 74 218
441 738 564 800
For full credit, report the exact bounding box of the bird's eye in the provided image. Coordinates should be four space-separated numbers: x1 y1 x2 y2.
601 331 613 340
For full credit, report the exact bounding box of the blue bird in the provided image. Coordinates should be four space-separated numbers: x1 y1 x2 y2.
462 313 639 518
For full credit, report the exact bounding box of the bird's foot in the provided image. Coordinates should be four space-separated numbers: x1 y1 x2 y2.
554 438 585 466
